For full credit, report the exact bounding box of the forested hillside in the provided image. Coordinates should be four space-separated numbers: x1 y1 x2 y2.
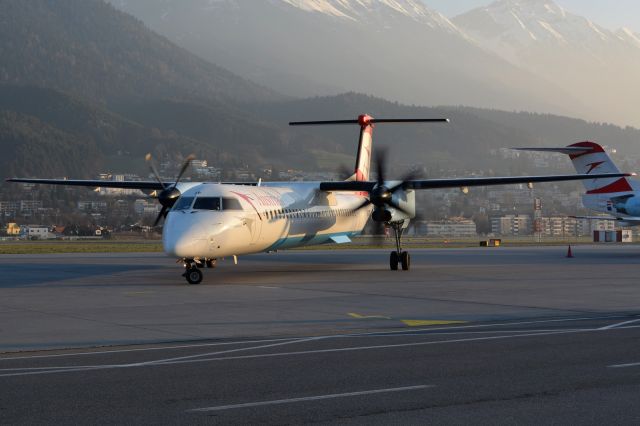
0 0 277 104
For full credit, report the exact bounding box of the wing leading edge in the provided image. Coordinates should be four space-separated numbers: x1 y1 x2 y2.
319 173 633 192
5 178 167 190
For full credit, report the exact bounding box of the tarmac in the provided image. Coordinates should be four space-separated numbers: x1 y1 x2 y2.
1 246 640 424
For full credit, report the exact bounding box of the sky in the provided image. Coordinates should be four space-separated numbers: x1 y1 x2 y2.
424 0 640 32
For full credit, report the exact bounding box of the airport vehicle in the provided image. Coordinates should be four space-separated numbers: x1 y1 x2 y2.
7 116 629 284
516 142 640 225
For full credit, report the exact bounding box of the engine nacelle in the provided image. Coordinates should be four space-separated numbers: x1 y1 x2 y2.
371 189 415 223
613 195 640 216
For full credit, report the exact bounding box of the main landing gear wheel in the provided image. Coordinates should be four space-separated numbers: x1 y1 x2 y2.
401 251 410 271
390 251 399 270
388 222 411 271
184 267 203 285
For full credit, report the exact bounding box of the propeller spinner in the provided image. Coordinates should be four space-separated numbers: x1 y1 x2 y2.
352 149 415 222
145 153 195 226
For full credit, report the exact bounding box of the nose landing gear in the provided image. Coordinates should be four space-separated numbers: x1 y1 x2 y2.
181 258 217 284
184 266 203 285
388 222 410 271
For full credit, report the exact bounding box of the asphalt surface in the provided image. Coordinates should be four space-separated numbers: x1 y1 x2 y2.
1 246 640 424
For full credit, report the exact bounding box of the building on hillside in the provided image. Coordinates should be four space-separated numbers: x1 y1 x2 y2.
5 222 20 235
78 201 108 212
415 218 477 237
0 201 19 217
20 225 53 240
19 200 43 215
98 174 144 196
491 215 532 236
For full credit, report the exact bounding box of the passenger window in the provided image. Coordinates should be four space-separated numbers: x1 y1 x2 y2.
193 197 221 210
222 197 243 210
173 196 194 210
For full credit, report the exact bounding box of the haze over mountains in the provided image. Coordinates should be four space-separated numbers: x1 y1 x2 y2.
454 0 640 128
1 0 640 187
110 0 640 127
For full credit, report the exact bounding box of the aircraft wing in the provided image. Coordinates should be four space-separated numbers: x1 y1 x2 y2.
402 173 631 190
5 178 167 190
319 173 631 192
569 215 640 222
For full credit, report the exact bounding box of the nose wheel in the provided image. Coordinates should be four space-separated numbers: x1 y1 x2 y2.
184 267 203 285
181 258 216 284
389 222 410 271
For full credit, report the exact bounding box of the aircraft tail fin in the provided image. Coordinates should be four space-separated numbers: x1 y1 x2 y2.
514 141 637 195
290 116 448 182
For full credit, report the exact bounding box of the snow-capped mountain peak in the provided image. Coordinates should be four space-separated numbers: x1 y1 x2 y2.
453 0 618 50
616 27 640 48
279 0 460 33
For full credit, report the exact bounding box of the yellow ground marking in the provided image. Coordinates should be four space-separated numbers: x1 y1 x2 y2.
124 291 155 296
401 320 468 327
348 313 392 320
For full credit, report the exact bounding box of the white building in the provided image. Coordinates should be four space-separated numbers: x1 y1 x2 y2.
417 218 477 237
491 215 532 236
21 225 53 240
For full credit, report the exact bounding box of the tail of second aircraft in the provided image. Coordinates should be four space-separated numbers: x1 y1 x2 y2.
515 141 639 216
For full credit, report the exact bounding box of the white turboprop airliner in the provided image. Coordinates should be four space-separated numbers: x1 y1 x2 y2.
7 116 630 284
516 141 640 225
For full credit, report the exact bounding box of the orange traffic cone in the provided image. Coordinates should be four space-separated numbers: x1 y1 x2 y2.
566 245 573 258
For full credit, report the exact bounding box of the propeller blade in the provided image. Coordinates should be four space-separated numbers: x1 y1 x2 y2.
350 199 371 212
387 199 412 217
172 154 196 188
153 206 168 227
375 148 386 185
145 153 167 190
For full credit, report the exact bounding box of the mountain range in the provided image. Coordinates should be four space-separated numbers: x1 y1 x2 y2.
1 0 640 191
109 0 640 127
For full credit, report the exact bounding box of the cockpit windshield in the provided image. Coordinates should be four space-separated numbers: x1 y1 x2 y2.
172 196 194 211
189 196 244 211
193 197 221 211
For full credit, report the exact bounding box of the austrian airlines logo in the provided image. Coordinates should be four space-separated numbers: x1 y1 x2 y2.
230 191 261 219
585 161 605 174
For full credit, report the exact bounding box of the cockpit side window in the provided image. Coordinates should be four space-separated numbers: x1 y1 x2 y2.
173 196 194 211
193 197 222 210
222 197 243 210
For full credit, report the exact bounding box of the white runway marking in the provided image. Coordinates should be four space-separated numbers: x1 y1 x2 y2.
0 328 597 378
608 362 640 369
0 337 296 361
598 318 640 330
187 385 433 412
0 314 631 362
3 318 640 378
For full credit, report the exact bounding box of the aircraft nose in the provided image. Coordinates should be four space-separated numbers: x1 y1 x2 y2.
163 217 210 258
164 235 209 258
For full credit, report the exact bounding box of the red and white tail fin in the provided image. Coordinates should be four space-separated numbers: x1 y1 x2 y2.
289 115 448 183
515 141 636 195
349 114 373 182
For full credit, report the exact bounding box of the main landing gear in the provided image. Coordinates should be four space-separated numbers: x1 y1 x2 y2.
181 258 217 284
388 222 410 271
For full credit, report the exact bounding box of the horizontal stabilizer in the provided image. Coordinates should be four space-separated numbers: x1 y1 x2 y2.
290 118 449 126
512 147 595 155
